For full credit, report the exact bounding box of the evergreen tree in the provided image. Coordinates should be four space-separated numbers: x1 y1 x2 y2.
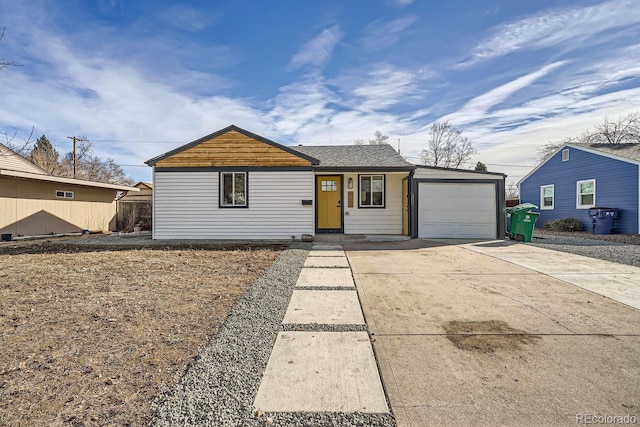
474 161 488 171
29 135 61 174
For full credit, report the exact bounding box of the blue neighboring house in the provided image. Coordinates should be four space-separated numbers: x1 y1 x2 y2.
519 143 640 234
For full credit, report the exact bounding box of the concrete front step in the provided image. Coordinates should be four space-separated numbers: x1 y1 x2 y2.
314 234 410 243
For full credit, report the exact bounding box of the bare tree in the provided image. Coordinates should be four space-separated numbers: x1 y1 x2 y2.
3 127 35 155
536 139 569 164
506 181 519 199
590 112 640 144
0 28 18 73
420 121 476 168
354 130 389 145
3 131 134 185
536 112 640 164
60 140 133 185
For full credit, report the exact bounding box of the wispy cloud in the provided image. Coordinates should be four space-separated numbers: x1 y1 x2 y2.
462 0 640 65
158 5 212 32
360 16 417 51
268 74 339 136
0 26 266 168
442 61 566 126
394 0 415 6
352 64 421 111
288 25 344 70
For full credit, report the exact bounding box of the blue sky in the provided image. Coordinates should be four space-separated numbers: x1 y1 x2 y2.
1 0 639 184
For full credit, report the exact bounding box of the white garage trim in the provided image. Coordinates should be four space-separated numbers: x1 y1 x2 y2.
416 180 499 239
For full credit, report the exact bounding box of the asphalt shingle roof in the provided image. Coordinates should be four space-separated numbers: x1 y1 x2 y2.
290 144 414 169
578 143 640 162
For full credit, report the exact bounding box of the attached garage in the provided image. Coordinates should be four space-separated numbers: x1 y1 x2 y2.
411 166 506 239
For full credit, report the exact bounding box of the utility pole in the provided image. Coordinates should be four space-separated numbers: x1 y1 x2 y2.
67 136 86 178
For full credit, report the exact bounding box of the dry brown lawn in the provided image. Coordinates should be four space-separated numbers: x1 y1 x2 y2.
0 241 282 426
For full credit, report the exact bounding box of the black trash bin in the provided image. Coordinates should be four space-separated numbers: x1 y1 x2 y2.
588 207 619 234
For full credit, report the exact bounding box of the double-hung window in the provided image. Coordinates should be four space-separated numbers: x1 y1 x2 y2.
220 172 247 207
576 179 595 209
540 185 554 209
359 175 385 208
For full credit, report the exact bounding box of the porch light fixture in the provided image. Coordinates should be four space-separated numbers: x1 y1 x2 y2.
348 177 353 189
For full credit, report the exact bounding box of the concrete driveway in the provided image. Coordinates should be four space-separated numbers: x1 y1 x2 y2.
345 240 640 426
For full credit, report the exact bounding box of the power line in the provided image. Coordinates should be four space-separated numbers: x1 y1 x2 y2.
91 139 185 144
66 136 87 178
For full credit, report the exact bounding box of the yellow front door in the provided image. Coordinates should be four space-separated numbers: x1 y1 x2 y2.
316 175 342 231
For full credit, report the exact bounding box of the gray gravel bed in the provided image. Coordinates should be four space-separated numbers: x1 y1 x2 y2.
70 233 294 247
151 243 395 427
529 234 640 268
282 323 369 333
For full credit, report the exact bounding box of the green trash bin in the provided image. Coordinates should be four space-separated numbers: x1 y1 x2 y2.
507 203 540 242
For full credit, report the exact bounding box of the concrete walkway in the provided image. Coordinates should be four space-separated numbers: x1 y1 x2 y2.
253 244 389 414
460 239 640 309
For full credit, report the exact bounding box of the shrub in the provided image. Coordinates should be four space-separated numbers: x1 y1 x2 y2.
543 217 584 232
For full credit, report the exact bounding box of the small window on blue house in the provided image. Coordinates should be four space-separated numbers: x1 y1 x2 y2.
540 185 554 209
576 179 595 209
562 149 569 161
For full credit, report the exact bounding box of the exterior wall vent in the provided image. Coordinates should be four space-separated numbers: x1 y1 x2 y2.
562 149 569 162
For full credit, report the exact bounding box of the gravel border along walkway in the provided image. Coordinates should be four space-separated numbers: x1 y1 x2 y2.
529 230 640 268
151 243 396 427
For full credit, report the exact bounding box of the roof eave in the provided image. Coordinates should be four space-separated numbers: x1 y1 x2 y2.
312 165 416 172
415 164 506 177
0 169 140 191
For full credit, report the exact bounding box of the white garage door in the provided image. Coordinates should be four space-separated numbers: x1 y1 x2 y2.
418 182 496 239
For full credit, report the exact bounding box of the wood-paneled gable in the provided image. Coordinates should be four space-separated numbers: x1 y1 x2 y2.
155 131 312 168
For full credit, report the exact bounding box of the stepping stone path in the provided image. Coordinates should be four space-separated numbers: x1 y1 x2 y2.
253 244 389 414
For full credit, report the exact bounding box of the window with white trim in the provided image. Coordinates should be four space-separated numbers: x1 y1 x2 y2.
562 149 569 161
576 179 595 209
359 175 385 207
540 185 554 209
56 190 74 199
220 172 247 207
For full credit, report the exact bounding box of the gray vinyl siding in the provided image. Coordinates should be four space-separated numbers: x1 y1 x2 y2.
342 173 405 234
153 170 314 239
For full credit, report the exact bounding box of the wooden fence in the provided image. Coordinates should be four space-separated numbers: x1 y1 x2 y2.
116 201 152 232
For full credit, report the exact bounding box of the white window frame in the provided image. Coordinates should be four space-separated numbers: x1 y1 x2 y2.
562 149 569 162
359 174 385 208
540 185 554 210
576 179 595 209
220 172 248 208
55 190 74 199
